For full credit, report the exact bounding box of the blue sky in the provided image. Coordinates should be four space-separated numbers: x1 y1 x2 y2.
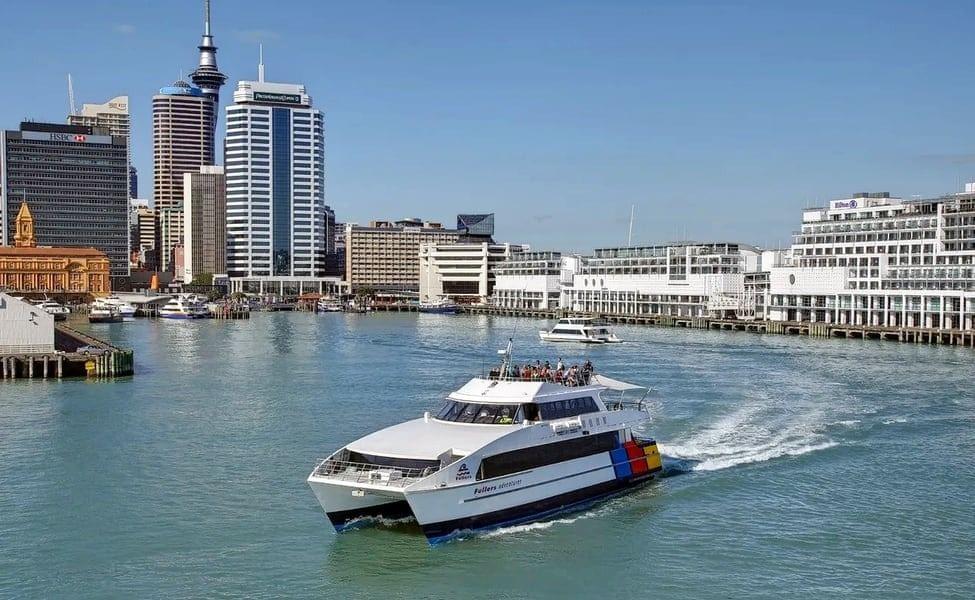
2 0 974 251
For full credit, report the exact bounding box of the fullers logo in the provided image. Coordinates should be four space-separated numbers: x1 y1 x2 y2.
455 463 472 481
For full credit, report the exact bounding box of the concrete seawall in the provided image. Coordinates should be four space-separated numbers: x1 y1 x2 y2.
460 306 975 349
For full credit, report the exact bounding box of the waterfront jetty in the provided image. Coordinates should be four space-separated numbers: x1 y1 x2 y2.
1 292 134 380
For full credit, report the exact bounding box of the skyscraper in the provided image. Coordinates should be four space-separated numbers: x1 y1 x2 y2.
152 80 214 271
183 166 226 282
190 0 227 148
0 122 129 277
68 95 133 199
67 95 130 140
225 63 327 282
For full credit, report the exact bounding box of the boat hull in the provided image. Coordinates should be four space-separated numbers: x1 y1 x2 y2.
89 314 122 323
419 307 460 314
308 478 412 531
538 332 606 344
416 474 654 543
405 450 660 543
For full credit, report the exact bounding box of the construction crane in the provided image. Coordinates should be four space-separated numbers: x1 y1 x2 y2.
67 74 78 116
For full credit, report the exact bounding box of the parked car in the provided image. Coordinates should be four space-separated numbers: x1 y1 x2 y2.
76 345 107 356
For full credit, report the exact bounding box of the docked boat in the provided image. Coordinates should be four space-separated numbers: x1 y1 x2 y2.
88 302 123 323
159 295 209 319
418 297 460 314
36 300 70 321
539 317 622 344
307 342 661 543
345 299 369 313
317 298 344 313
101 295 137 319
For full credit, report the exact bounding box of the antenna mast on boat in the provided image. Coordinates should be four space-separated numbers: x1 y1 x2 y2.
497 338 513 379
627 204 635 247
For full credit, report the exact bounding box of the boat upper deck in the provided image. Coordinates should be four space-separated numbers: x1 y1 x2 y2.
449 378 602 404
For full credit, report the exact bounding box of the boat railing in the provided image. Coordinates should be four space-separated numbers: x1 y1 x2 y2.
603 389 653 413
311 458 436 487
485 372 595 387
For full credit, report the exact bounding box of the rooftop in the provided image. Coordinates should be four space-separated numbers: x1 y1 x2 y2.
0 247 108 258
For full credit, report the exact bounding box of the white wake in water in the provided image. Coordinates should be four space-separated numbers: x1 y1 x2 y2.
479 512 593 539
659 395 840 472
478 503 619 540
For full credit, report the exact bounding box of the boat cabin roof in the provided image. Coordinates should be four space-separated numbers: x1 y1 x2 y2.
450 377 606 404
346 417 513 459
557 317 600 325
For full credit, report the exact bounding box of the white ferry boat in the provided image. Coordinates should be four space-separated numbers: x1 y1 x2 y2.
539 317 622 344
317 298 344 313
36 300 70 321
307 343 661 543
159 295 208 319
88 302 122 323
101 295 137 319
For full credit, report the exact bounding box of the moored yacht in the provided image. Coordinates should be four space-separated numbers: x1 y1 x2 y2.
418 297 460 314
317 298 344 313
88 300 123 323
36 299 70 321
539 317 622 343
101 295 137 319
159 295 209 319
307 342 661 543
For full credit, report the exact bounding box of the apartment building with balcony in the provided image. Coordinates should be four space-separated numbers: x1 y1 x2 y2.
767 188 975 329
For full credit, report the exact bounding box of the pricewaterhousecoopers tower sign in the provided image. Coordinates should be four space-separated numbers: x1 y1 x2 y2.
252 92 303 105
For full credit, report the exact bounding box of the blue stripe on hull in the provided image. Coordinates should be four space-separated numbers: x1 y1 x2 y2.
421 472 658 544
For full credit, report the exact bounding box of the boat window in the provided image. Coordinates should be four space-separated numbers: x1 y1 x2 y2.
477 431 617 480
551 328 579 335
539 397 598 420
434 401 521 425
522 403 540 422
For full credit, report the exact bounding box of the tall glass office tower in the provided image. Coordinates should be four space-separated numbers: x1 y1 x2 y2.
225 71 326 279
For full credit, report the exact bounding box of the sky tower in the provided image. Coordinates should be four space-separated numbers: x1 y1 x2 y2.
189 0 227 120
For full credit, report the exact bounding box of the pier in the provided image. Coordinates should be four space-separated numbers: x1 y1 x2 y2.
459 306 975 349
1 323 134 380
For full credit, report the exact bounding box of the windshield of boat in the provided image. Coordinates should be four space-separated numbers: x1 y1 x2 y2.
434 401 524 424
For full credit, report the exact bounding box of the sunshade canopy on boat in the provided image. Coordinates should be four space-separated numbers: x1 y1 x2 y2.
589 374 645 391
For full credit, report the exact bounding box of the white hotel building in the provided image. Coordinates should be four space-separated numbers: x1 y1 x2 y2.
565 242 767 318
491 186 975 332
225 72 335 295
767 190 975 330
492 251 573 310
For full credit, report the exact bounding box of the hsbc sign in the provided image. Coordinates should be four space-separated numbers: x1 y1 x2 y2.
22 131 111 144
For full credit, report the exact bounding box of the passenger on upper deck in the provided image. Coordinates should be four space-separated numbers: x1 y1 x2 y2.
488 357 595 386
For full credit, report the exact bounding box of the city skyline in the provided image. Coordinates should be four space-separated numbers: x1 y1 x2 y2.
2 1 975 252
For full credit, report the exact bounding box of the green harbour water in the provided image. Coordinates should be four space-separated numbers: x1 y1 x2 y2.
1 312 973 599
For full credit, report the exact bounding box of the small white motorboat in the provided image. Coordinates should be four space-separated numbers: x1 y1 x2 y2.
539 317 622 344
36 300 70 321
